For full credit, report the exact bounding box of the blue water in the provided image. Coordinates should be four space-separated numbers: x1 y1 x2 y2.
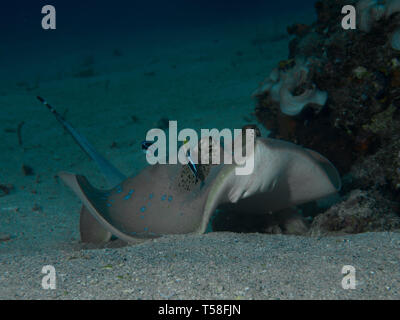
2 0 316 50
0 0 317 93
3 1 316 31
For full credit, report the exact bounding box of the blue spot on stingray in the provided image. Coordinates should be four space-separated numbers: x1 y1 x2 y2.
149 193 154 199
116 186 123 193
109 199 115 203
140 206 146 212
106 203 112 207
168 196 173 202
123 189 134 200
161 194 167 201
144 227 148 231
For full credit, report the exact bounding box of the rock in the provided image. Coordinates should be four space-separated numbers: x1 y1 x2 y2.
0 233 11 242
0 184 14 197
309 190 400 236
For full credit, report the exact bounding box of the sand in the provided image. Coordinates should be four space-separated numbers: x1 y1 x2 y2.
1 232 399 299
1 9 399 299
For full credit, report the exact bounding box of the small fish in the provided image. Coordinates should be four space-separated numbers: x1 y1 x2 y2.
182 139 204 183
142 138 201 182
186 149 200 181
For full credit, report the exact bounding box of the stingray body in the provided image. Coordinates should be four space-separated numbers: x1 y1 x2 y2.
60 161 224 243
39 97 341 244
59 138 341 244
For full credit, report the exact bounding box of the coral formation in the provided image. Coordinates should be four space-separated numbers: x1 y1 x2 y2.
254 0 400 233
357 0 400 32
287 23 311 37
254 58 328 116
309 190 400 235
391 27 400 50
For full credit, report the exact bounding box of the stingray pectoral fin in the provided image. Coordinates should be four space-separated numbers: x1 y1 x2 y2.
304 148 342 192
80 205 112 243
196 138 342 234
282 142 341 204
196 165 237 234
58 171 142 244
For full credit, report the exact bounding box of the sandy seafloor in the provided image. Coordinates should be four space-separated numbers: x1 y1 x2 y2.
0 9 399 299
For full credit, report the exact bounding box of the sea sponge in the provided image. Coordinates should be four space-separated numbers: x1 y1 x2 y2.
357 0 381 32
280 84 327 116
255 59 328 116
256 68 280 99
371 3 387 20
391 27 400 50
356 0 400 32
279 64 328 116
385 0 400 17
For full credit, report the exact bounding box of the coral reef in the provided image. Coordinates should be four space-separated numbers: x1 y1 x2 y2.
309 190 400 236
357 0 400 32
253 58 328 116
254 0 400 233
391 27 400 50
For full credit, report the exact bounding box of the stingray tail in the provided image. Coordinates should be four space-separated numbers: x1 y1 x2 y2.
37 96 126 187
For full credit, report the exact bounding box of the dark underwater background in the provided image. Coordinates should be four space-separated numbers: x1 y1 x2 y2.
1 0 316 82
0 0 315 252
1 0 399 299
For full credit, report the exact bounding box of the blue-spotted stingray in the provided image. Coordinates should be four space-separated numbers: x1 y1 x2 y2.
39 97 341 244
